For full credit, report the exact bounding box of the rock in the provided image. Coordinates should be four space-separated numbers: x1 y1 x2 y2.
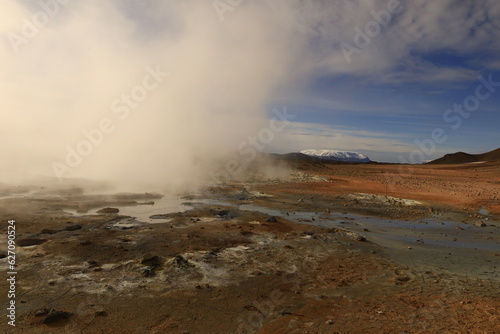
215 210 229 217
18 238 47 247
95 311 108 317
65 224 83 231
40 229 58 235
86 260 99 268
396 275 411 282
266 216 278 223
43 310 71 324
80 240 91 245
356 235 367 242
475 221 486 227
150 214 170 219
97 207 119 214
142 268 156 277
171 255 193 269
35 309 51 316
141 255 162 268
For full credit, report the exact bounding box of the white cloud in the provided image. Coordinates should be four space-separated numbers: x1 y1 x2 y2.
1 0 498 184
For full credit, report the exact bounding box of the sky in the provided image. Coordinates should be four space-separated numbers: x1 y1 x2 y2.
1 0 499 188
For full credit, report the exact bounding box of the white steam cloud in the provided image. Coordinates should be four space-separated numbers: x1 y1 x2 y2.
0 0 303 190
1 0 499 190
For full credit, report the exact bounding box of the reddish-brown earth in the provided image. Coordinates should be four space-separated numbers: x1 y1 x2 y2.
0 160 499 333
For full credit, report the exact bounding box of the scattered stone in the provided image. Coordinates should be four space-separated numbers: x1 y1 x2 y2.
95 311 107 317
475 221 486 227
18 238 47 247
43 310 71 324
80 240 91 245
325 320 334 325
65 224 83 231
266 216 278 223
97 207 119 214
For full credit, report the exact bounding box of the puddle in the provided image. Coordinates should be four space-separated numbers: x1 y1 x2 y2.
0 192 62 200
478 208 489 216
66 195 193 223
238 204 499 252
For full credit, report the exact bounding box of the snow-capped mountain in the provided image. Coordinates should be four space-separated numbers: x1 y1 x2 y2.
300 149 371 163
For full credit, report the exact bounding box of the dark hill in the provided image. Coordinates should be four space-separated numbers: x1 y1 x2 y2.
427 148 500 164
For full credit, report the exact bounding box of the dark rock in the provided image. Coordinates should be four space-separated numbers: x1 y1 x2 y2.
80 240 91 245
65 224 82 231
172 255 193 269
205 251 219 258
87 260 99 268
396 275 411 282
266 216 278 223
18 238 47 247
95 311 107 317
141 255 162 268
43 310 71 324
150 214 170 219
35 309 51 316
40 229 58 235
97 207 119 214
142 268 155 277
215 210 229 217
356 235 367 242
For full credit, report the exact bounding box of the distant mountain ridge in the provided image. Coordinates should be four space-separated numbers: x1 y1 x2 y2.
427 148 500 164
300 149 371 163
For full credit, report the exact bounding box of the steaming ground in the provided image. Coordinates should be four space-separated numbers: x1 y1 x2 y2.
0 158 499 333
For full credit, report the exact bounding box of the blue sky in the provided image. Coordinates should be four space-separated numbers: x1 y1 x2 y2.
266 0 500 162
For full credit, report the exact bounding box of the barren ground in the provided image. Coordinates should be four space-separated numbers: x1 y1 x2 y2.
0 161 499 333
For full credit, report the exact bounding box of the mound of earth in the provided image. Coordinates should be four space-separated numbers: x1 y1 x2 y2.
428 147 500 164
